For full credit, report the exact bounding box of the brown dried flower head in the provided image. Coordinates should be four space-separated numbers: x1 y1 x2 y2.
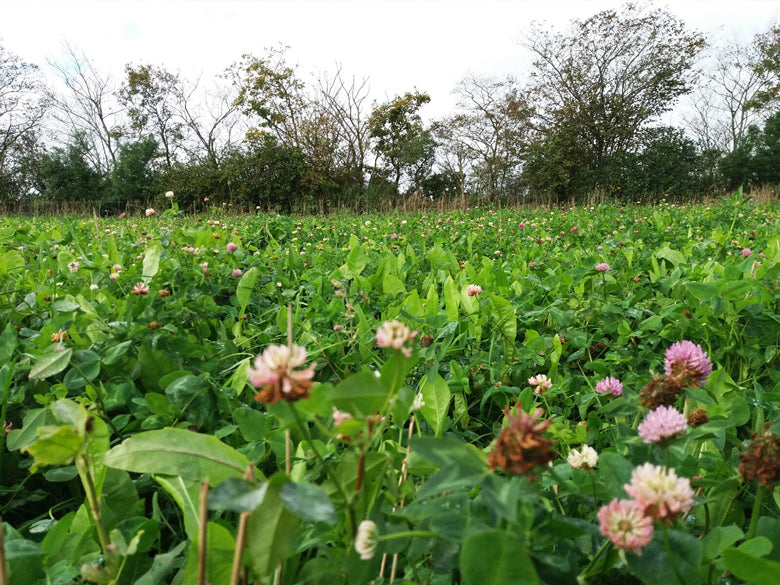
687 408 709 428
739 428 780 487
488 403 555 478
639 375 682 410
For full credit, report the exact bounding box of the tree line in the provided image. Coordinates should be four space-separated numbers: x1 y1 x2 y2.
1 2 779 214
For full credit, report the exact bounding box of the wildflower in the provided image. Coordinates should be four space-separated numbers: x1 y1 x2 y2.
595 263 611 272
687 408 709 428
742 248 752 258
390 233 398 239
375 320 418 358
249 344 316 405
332 408 352 428
132 282 149 295
119 212 126 218
598 499 654 554
488 404 555 477
226 242 238 252
420 334 433 348
158 288 170 298
664 341 712 387
232 268 243 277
145 208 155 217
51 329 68 342
624 463 695 521
466 284 483 296
528 261 537 267
567 445 598 470
3 420 12 436
570 226 578 233
165 191 174 198
354 520 379 560
528 374 552 394
411 393 425 412
595 376 623 396
638 374 682 409
637 405 687 444
109 272 119 281
90 284 98 290
739 428 780 487
68 261 81 273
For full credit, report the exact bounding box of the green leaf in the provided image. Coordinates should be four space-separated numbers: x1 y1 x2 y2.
280 481 337 525
722 547 780 585
182 522 235 585
460 530 539 585
103 428 252 484
0 249 25 274
208 477 268 512
443 275 460 321
6 408 52 451
686 282 718 301
236 266 258 313
28 348 73 379
489 295 517 357
410 437 488 499
23 426 83 467
418 373 451 436
627 529 702 585
153 474 201 540
332 371 388 417
246 474 300 577
142 243 161 279
233 406 269 442
134 541 187 585
656 246 686 267
702 525 743 561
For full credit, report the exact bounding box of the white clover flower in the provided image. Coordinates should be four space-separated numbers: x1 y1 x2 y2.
354 520 379 560
165 190 174 198
411 393 425 412
567 445 599 470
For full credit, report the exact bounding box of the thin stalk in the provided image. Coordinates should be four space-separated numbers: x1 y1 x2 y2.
76 454 111 558
198 478 209 585
577 538 611 583
662 524 685 584
0 515 8 585
230 465 255 585
746 484 767 541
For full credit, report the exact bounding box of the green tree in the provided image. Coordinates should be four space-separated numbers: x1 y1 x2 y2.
368 91 432 200
0 46 48 202
119 64 184 169
523 2 705 200
109 136 160 207
39 132 106 202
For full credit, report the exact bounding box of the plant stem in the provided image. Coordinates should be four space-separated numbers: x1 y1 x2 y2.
746 483 767 541
0 515 8 585
230 466 254 585
76 454 111 558
578 538 611 583
378 530 439 541
198 478 209 585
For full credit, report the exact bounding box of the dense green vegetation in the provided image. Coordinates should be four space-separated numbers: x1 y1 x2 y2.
1 193 780 584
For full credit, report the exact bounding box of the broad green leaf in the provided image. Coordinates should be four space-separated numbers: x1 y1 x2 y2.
153 474 201 540
656 246 686 267
332 371 388 417
236 266 258 313
410 437 488 499
280 481 336 525
6 408 52 451
382 272 406 296
627 529 702 585
702 525 743 561
103 428 252 484
209 477 268 513
142 243 161 279
460 530 539 585
443 275 460 321
29 348 73 379
722 547 780 585
246 474 300 578
418 373 451 436
686 282 718 301
182 522 235 585
489 295 517 357
24 425 83 467
134 541 187 585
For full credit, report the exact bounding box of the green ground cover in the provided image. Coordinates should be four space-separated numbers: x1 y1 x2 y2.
1 192 780 584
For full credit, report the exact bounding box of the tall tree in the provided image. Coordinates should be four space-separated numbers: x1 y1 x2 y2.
523 2 705 198
0 46 48 200
368 91 432 197
119 63 184 169
47 43 125 174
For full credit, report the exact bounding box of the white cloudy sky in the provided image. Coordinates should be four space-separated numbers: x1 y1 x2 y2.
1 0 779 117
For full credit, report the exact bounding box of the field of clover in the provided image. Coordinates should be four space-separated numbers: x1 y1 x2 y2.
1 190 780 585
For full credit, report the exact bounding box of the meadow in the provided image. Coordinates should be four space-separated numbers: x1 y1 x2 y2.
1 191 780 585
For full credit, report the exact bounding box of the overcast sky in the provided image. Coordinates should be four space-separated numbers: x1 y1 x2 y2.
2 0 779 118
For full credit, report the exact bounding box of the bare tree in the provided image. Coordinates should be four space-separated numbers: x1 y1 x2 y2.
317 66 372 182
47 42 125 174
684 37 771 152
